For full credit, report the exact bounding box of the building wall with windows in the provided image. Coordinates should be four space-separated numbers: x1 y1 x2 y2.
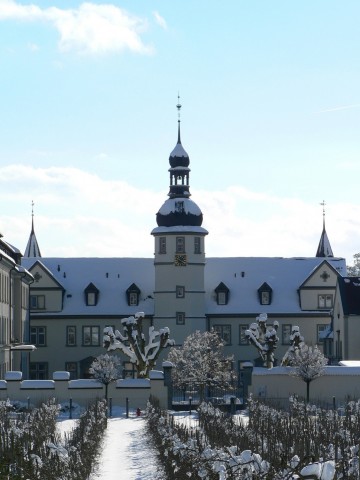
20 254 347 379
0 237 33 377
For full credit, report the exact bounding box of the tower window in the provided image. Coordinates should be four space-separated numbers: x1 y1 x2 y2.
194 237 201 254
176 236 185 253
176 312 185 325
159 237 166 254
176 286 185 298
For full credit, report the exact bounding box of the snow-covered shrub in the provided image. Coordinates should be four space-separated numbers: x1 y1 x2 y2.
103 312 174 378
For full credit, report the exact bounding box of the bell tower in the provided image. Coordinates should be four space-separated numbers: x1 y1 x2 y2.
151 98 208 344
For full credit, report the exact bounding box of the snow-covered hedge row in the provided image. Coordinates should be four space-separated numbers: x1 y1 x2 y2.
146 396 360 479
0 398 107 479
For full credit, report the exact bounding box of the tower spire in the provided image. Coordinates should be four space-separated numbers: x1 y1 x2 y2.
176 93 181 144
24 200 42 258
316 200 334 257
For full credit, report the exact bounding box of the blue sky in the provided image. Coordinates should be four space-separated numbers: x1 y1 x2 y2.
0 0 359 263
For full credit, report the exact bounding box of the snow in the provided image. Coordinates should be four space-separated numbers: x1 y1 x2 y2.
53 371 71 380
157 198 202 216
57 407 162 480
5 371 22 380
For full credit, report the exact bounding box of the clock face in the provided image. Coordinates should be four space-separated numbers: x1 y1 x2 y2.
175 254 187 266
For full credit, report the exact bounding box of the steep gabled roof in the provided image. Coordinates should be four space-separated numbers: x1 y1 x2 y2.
24 214 41 258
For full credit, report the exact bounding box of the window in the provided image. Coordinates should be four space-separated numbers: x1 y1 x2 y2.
317 324 328 343
129 292 138 306
239 325 249 345
30 362 48 380
318 294 333 308
282 324 292 345
261 291 270 305
176 236 185 253
215 282 229 305
30 326 46 346
65 362 78 379
213 325 231 345
30 295 45 310
82 326 100 346
176 286 185 298
66 326 77 346
126 283 140 306
159 237 166 254
84 283 99 306
123 361 136 379
194 237 201 254
87 293 96 306
258 282 272 305
176 312 185 325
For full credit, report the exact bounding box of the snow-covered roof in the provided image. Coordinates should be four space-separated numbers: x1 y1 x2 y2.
205 257 346 315
21 257 155 317
158 198 201 216
21 256 346 318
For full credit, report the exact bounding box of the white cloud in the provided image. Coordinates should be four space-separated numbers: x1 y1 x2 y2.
316 103 360 114
0 164 358 263
0 0 153 55
153 11 167 30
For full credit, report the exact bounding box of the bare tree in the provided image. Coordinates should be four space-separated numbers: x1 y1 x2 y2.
167 329 236 401
347 252 360 276
245 313 279 368
281 325 305 366
89 353 122 401
288 344 328 402
103 312 174 378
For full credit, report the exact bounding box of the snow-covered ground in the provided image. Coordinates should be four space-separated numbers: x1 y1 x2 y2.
57 407 163 480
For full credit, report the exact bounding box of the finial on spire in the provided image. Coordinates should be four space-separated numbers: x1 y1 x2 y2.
176 93 181 144
320 200 326 229
31 200 35 231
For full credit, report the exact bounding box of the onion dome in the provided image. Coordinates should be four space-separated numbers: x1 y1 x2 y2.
156 98 203 227
156 198 203 227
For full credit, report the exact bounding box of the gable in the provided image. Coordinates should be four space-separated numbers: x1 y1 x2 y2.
300 260 340 289
28 261 65 290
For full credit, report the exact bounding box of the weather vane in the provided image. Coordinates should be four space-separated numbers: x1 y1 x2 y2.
176 93 181 121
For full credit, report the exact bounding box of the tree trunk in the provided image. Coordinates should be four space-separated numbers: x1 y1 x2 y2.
306 380 310 403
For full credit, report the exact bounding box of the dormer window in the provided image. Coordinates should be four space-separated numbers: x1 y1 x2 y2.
215 282 229 305
126 283 140 306
84 283 99 306
258 282 272 306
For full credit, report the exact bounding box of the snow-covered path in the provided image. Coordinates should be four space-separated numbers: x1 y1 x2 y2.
91 414 160 480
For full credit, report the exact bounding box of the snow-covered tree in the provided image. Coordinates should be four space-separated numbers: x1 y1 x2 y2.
89 353 122 400
245 313 279 368
166 329 236 401
288 344 328 402
281 325 305 366
347 252 360 276
103 312 174 379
